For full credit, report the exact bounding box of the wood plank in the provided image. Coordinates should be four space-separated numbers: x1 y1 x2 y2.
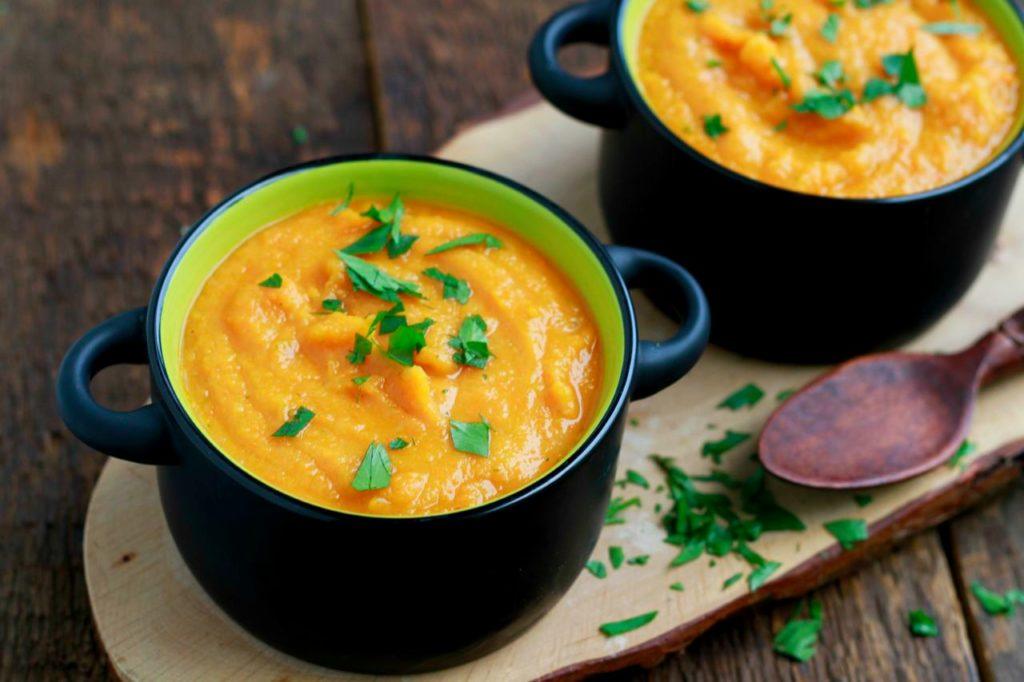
363 0 605 151
947 480 1024 680
367 4 986 679
0 1 374 678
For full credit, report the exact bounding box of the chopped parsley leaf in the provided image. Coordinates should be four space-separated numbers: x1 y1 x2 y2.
626 469 650 489
908 610 939 637
321 298 344 313
606 496 641 525
347 333 373 365
723 572 743 589
351 441 392 491
670 582 685 592
450 418 490 456
336 251 422 302
686 0 709 11
771 57 791 89
703 113 729 139
947 439 976 468
821 13 840 43
609 546 625 569
627 555 651 566
793 88 856 119
862 50 927 108
970 580 1024 615
599 611 658 637
701 430 751 464
585 560 607 579
423 267 472 304
776 388 796 401
774 598 823 662
706 58 723 67
386 318 434 366
769 13 792 37
389 437 409 450
718 383 765 410
427 233 503 255
748 561 782 591
815 60 845 89
352 375 371 386
450 314 491 368
290 125 309 145
824 518 868 550
258 273 283 288
329 182 355 216
272 406 315 437
853 494 873 507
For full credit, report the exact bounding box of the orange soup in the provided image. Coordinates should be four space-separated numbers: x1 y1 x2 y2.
180 195 602 516
635 0 1020 197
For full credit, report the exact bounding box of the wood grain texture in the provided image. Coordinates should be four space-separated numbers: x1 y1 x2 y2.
0 1 373 679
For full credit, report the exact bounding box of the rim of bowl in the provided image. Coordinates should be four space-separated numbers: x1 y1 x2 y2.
609 0 1024 204
145 153 638 524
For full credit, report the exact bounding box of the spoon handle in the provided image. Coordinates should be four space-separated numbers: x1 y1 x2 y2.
975 307 1024 386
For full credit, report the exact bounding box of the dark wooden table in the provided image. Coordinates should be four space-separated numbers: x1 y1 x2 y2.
3 1 1022 679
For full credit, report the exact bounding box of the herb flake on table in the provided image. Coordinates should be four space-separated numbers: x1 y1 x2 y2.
389 437 409 450
748 560 782 591
718 383 765 410
703 113 729 139
923 21 981 35
626 469 650 489
329 182 355 216
776 388 796 401
606 496 641 525
609 545 625 569
272 406 315 437
585 560 607 579
862 50 927 108
450 418 490 456
386 318 434 366
771 57 791 89
258 273 283 288
423 266 472 304
348 333 373 365
351 441 392 491
970 580 1024 615
824 518 868 550
774 598 823 662
701 430 751 464
908 609 939 637
336 251 422 302
427 233 503 255
723 572 743 589
599 611 658 637
853 493 872 508
450 314 491 368
821 13 840 42
670 582 685 591
627 555 651 566
947 439 976 468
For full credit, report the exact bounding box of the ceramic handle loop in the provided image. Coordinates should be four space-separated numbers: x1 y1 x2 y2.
57 307 174 465
606 244 711 400
528 0 629 128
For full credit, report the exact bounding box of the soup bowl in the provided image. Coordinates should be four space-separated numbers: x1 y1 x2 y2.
56 154 709 673
530 0 1024 362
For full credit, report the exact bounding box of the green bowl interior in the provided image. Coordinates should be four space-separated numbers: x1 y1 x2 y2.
619 0 1024 157
159 158 627 508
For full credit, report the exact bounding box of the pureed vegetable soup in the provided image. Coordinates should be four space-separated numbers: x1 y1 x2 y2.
635 0 1021 197
180 192 602 516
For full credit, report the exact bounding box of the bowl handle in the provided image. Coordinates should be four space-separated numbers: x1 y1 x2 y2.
528 0 629 128
57 307 175 465
607 245 711 400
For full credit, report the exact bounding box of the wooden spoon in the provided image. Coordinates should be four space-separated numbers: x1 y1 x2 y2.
759 308 1024 489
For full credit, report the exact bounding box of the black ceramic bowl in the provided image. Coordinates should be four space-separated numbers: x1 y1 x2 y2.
530 0 1024 363
57 154 709 673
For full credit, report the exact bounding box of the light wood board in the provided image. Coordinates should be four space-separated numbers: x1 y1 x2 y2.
85 100 1024 680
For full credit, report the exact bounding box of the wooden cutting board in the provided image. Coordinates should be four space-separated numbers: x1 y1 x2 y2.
84 100 1024 681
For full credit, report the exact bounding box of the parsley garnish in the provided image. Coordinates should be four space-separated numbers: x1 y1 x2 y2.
706 58 723 67
351 441 392 491
824 518 868 549
385 318 433 366
773 119 789 132
290 125 309 145
329 182 355 216
599 611 658 637
908 610 939 637
627 555 651 566
703 113 729 139
769 13 792 37
862 50 927 108
258 273 283 288
793 89 856 119
771 57 791 89
701 430 751 464
718 383 765 410
321 298 344 313
272 406 315 437
687 0 709 11
776 388 796 401
606 496 641 525
748 560 782 591
368 301 406 335
625 469 650 489
352 375 371 386
348 333 372 365
821 13 840 43
722 572 743 589
423 267 472 304
389 437 409 450
853 493 872 507
427 233 503 255
670 582 685 591
336 251 422 303
815 60 845 89
947 439 975 468
609 546 625 569
971 581 1014 615
774 598 823 661
450 314 491 368
450 418 490 456
922 21 980 35
341 194 417 258
585 560 607 579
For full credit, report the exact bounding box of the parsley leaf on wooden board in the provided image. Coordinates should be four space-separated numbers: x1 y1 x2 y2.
748 560 783 591
947 439 976 468
776 388 796 401
599 611 658 637
824 518 869 550
703 113 729 138
329 182 356 216
585 560 607 579
969 580 1024 615
272 406 315 437
347 333 373 365
701 430 751 464
722 572 743 589
258 273 283 288
385 318 434 366
351 441 392 491
774 598 824 662
450 314 491 368
908 610 939 637
627 555 651 566
853 494 873 508
718 383 765 410
609 546 625 569
423 267 472 304
336 251 422 302
626 469 650 489
670 582 685 591
450 418 490 456
606 496 641 525
427 233 503 255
